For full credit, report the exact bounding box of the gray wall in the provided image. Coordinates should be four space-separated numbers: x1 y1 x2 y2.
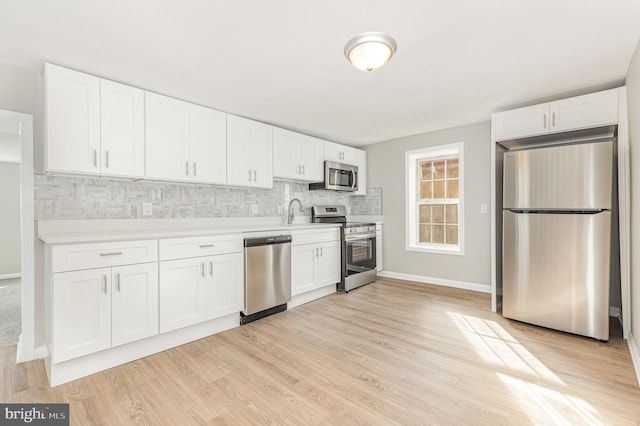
625 38 640 358
365 122 492 286
0 161 21 275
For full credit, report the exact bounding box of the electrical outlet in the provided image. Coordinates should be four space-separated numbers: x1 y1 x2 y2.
480 204 488 214
251 204 258 215
142 202 152 216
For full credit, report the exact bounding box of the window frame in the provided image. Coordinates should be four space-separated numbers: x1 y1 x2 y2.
405 142 464 255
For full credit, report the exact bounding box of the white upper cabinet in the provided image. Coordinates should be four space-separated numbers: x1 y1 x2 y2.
227 115 273 188
145 92 227 184
100 79 145 177
324 141 356 165
493 103 549 141
549 90 618 133
273 127 323 182
354 148 367 196
145 92 190 181
493 88 619 141
45 63 101 174
188 104 227 184
45 63 145 178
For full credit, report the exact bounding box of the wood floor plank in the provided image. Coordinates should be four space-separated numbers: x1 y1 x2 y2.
1 277 639 425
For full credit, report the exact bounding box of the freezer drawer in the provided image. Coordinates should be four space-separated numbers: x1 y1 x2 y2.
503 141 613 210
502 210 611 340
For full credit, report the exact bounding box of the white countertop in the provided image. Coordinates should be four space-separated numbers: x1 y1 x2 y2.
38 218 342 244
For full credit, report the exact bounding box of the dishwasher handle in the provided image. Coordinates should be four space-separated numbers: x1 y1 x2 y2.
244 235 292 247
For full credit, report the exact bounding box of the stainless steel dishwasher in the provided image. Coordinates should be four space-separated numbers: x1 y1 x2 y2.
241 233 292 325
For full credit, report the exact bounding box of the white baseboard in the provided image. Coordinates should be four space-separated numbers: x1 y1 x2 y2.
627 332 640 387
609 306 621 320
378 271 491 293
0 273 21 280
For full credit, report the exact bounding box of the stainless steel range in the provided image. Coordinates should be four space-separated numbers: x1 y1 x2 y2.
311 205 377 291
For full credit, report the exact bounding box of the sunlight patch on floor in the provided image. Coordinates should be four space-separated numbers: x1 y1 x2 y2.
447 311 603 424
497 373 603 425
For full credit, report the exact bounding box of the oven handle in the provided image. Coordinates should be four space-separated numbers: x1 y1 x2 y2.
344 232 376 241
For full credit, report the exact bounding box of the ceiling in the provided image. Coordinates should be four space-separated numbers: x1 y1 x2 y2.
1 0 639 146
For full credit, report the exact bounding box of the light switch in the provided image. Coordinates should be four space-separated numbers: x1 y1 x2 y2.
480 204 488 214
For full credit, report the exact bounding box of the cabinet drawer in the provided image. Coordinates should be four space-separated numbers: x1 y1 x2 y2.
292 228 340 246
159 234 243 260
52 240 158 272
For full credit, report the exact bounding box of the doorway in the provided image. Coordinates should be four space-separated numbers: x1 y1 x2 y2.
0 109 34 361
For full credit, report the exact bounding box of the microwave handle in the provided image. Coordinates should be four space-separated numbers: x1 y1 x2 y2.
350 168 356 191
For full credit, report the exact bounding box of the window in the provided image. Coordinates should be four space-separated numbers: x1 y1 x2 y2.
405 142 464 254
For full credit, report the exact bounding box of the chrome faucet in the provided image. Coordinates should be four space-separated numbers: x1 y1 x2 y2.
287 198 304 224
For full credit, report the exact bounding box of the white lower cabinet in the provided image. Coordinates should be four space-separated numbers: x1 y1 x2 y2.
159 257 206 333
291 229 341 296
376 224 383 272
52 262 158 363
158 235 243 333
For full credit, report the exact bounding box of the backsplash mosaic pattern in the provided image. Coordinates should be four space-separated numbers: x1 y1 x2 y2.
34 175 382 220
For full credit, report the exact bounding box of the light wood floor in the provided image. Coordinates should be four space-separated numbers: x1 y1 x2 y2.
2 278 640 425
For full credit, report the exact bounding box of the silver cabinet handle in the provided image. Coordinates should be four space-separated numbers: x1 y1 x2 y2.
297 164 301 174
320 246 323 257
201 262 205 277
93 149 98 167
102 274 107 294
105 150 109 168
193 162 197 176
199 244 215 248
209 261 213 276
253 170 257 182
552 112 556 127
99 252 123 257
186 161 190 176
116 273 120 292
302 165 305 175
315 247 319 258
248 169 252 181
543 113 547 129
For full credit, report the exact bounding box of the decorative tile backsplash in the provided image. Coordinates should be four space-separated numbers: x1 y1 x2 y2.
34 175 382 220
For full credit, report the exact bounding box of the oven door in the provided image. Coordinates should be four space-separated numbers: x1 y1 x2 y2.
345 233 376 276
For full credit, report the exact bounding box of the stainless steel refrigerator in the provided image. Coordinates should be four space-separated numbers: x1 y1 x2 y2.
502 140 613 341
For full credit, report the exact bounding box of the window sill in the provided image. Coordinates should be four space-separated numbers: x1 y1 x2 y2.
406 244 464 256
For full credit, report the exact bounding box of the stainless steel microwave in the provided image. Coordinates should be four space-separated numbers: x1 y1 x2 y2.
309 161 358 192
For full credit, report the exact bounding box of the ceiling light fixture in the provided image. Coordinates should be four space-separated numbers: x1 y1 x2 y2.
344 32 397 72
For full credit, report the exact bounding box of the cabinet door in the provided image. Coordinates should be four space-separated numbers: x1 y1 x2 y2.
189 104 227 184
493 103 549 141
205 253 243 320
354 148 367 195
159 258 206 333
145 92 190 181
111 263 159 347
52 268 111 362
100 79 145 177
291 244 317 296
227 115 273 188
45 63 101 174
298 135 324 182
317 241 341 287
273 127 301 180
324 141 356 165
549 89 618 133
